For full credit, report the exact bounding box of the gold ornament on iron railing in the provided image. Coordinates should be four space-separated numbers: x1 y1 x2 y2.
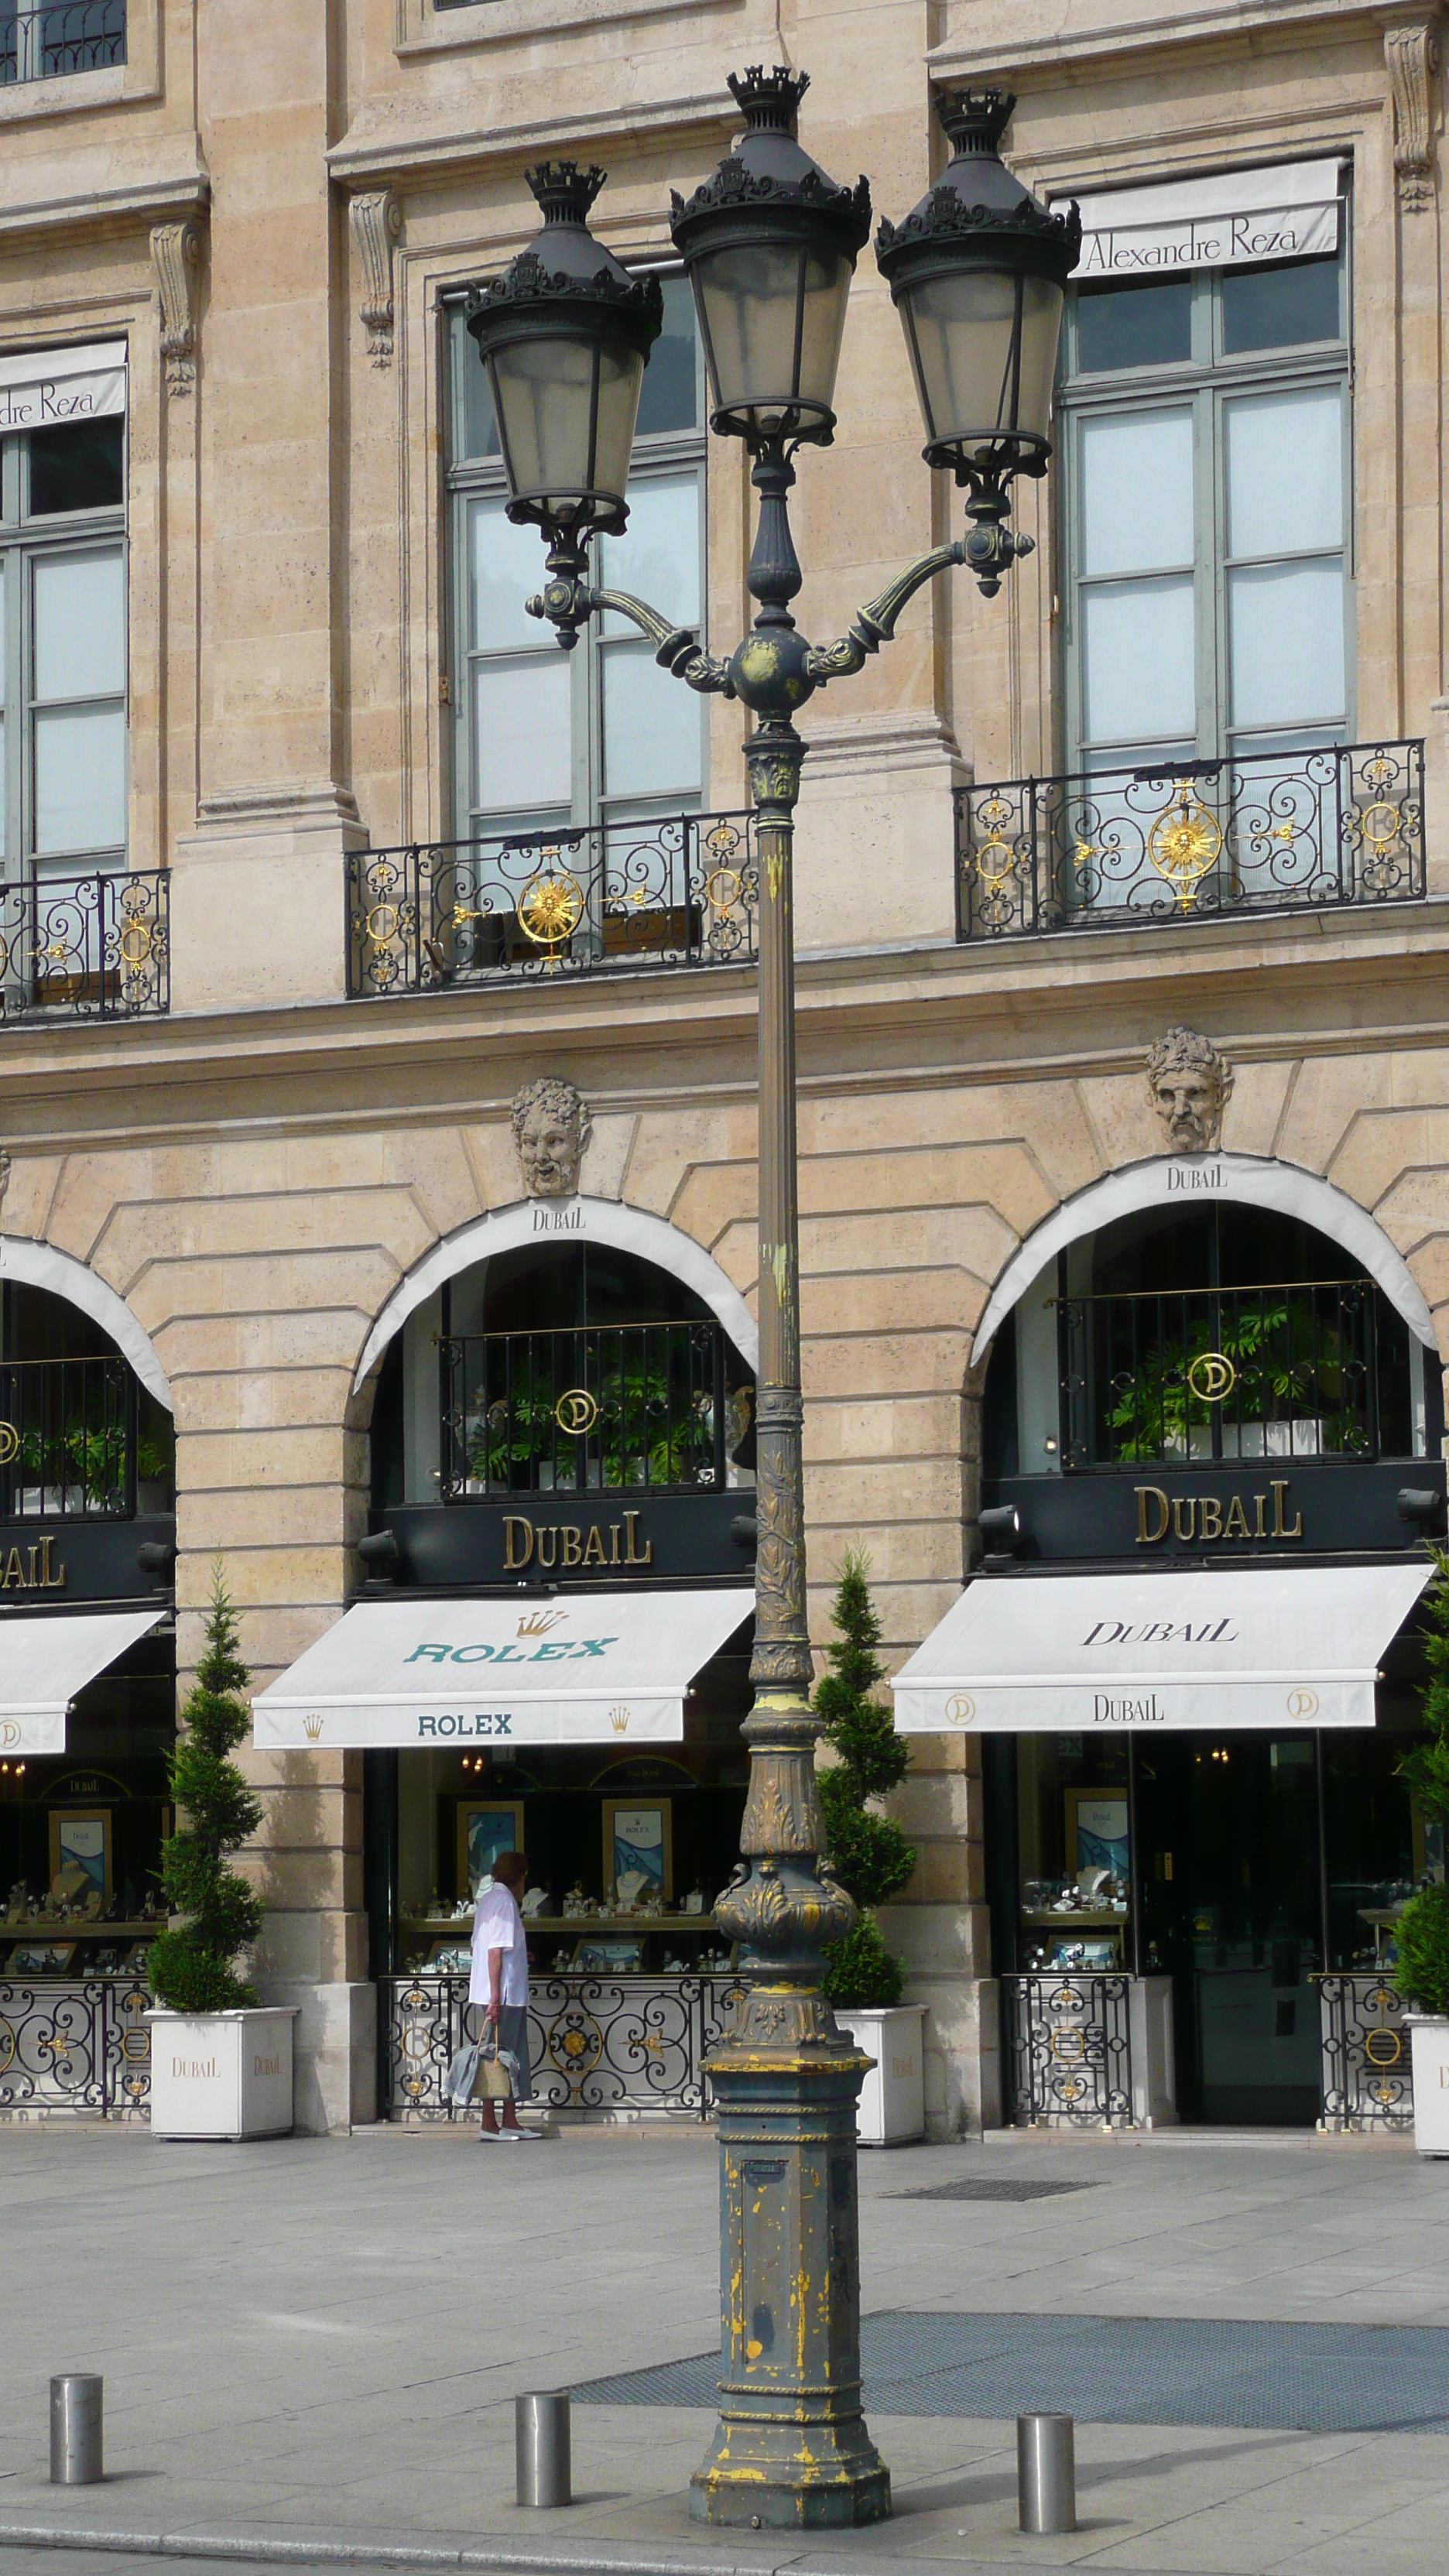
1147 783 1222 908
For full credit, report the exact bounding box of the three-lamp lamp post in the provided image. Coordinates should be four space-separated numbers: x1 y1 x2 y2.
468 69 1080 2529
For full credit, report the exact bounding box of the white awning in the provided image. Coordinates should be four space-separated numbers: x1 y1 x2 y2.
892 1565 1431 1735
251 1588 753 1750
0 338 126 432
0 1608 166 1754
1064 160 1343 279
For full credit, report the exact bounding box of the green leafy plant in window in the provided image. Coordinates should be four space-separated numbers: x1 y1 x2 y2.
1104 1292 1367 1464
814 1550 916 2011
17 1418 170 1504
1396 1545 1449 2016
147 1567 265 2013
465 1343 717 1490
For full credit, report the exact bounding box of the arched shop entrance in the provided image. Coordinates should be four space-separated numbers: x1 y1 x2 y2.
258 1209 758 2122
896 1159 1445 2133
0 1251 177 2117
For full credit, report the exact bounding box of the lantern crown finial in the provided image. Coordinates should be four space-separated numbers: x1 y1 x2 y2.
935 87 1016 157
525 161 608 224
727 63 810 135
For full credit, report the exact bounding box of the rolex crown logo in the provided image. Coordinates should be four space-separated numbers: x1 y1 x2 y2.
609 1705 631 1733
303 1714 324 1742
517 1607 567 1639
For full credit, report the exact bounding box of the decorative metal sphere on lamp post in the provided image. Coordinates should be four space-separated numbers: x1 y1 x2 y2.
470 70 1077 2528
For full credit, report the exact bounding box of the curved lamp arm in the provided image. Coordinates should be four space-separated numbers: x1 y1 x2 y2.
528 576 735 697
802 540 966 686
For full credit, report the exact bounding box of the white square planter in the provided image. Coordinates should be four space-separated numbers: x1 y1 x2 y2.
146 2007 297 2139
834 2005 925 2146
1407 2014 1449 2156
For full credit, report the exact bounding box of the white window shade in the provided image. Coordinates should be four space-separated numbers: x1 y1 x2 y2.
1062 163 1344 279
0 1608 164 1753
252 1588 752 1750
0 340 126 433
892 1564 1430 1735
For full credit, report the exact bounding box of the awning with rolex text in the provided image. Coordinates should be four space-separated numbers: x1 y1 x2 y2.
250 1588 753 1749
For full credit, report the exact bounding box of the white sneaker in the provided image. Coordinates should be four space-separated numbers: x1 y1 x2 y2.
500 2125 544 2143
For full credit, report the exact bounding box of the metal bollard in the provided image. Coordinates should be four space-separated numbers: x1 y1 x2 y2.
515 2389 570 2509
50 2376 103 2486
1017 2411 1074 2535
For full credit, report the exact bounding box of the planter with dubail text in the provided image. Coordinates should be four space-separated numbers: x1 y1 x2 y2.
834 2004 925 2145
1407 2014 1449 2156
146 2006 297 2139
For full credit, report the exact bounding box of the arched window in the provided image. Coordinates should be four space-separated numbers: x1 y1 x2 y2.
1 1279 174 1518
982 1200 1437 1479
370 1242 755 1509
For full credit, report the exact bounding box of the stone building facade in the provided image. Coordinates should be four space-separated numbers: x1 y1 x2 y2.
0 0 1446 2134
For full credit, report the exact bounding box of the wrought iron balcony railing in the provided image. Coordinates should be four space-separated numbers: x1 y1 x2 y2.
0 1355 172 1519
440 1320 754 1502
0 871 168 1021
2 0 125 82
957 741 1425 939
348 814 759 997
1058 1279 1382 1472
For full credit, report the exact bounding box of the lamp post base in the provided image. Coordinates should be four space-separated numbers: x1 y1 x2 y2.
689 2036 892 2530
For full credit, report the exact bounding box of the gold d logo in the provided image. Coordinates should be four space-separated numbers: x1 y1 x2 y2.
944 1694 976 1727
0 1720 19 1748
554 1387 599 1435
0 1423 17 1466
1187 1351 1236 1404
1286 1687 1319 1721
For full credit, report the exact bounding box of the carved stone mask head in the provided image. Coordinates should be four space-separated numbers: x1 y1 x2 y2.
511 1077 591 1198
1146 1027 1234 1154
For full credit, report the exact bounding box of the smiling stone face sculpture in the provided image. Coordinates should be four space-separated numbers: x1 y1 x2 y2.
1146 1026 1235 1155
511 1076 592 1198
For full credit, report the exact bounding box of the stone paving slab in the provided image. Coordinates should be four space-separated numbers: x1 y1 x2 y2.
4 2123 1449 2576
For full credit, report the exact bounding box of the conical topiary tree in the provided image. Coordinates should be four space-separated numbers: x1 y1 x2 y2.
1396 1544 1449 2015
147 1568 265 2012
814 1550 916 2009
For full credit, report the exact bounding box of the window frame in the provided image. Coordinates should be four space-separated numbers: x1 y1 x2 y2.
443 280 710 844
0 417 128 884
1057 248 1355 776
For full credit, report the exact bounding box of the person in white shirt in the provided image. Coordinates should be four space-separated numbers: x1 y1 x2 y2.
469 1851 537 2141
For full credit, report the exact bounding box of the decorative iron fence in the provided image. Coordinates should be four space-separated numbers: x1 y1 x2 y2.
346 814 758 996
0 1977 150 2115
440 1321 752 1502
0 1355 144 1519
382 1971 749 2120
957 742 1426 940
1057 1278 1380 1471
1004 1971 1134 2126
2 0 125 82
1317 1974 1414 2132
0 870 168 1019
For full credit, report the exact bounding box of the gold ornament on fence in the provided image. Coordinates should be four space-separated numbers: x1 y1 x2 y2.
1147 783 1222 907
517 870 584 949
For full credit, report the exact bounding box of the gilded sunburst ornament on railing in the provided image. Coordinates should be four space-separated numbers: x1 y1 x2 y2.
1147 783 1223 906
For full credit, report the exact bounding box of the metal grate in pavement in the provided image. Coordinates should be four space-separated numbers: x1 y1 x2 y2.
886 2177 1100 2203
574 2310 1449 2433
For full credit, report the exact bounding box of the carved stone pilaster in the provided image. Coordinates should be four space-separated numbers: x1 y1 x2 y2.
350 190 403 365
150 221 200 397
1385 15 1441 211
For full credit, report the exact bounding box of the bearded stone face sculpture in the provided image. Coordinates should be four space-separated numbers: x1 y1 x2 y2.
511 1077 591 1198
1146 1027 1234 1155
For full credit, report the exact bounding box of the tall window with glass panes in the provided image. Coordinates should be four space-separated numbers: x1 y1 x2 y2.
1057 249 1350 785
0 413 127 892
446 276 706 847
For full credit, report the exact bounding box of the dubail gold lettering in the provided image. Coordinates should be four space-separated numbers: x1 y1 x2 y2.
0 1533 65 1590
501 1512 653 1574
1134 1483 1302 1546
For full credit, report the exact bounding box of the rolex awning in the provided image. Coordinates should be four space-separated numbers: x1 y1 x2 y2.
0 1608 166 1754
891 1565 1433 1735
251 1589 754 1751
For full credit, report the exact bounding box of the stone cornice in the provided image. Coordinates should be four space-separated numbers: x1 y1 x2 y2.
0 159 208 248
327 88 736 193
2 898 1449 1150
926 0 1439 84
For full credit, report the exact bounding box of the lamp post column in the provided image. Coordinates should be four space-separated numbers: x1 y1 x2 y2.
690 701 890 2526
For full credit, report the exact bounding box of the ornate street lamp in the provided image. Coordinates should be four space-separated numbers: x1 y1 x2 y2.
471 70 1077 2529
